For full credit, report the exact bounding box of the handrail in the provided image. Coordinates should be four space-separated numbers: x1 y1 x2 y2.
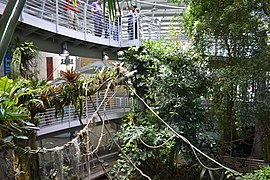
0 0 163 44
137 0 186 9
37 93 132 128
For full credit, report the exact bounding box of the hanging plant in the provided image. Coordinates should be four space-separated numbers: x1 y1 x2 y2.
9 38 38 80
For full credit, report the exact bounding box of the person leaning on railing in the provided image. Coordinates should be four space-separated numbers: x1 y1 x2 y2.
63 0 80 30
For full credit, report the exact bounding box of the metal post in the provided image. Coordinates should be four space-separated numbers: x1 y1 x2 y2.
133 14 135 44
158 21 161 40
68 105 71 128
136 14 139 46
149 7 156 40
120 15 123 45
41 0 46 19
56 0 59 32
109 16 111 41
84 2 87 40
0 0 27 66
96 93 99 110
123 97 126 113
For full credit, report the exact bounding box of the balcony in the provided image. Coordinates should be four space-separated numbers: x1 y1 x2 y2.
0 0 143 58
37 92 132 138
0 0 185 58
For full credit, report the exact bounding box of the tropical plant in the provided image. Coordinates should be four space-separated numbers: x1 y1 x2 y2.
111 40 213 179
110 111 177 179
0 76 41 179
10 39 38 80
0 76 40 138
243 166 270 180
0 60 134 179
183 0 270 159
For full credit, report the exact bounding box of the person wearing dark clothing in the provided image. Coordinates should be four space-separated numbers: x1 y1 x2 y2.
128 5 138 40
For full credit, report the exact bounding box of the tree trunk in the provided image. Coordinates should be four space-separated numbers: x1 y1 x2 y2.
253 79 267 159
15 132 40 180
0 130 15 180
253 117 263 158
0 150 15 180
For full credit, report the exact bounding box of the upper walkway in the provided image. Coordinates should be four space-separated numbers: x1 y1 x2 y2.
0 0 140 58
0 0 185 59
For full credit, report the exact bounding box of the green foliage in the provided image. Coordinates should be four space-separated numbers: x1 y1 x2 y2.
110 111 176 179
0 59 131 179
0 76 40 140
183 0 270 158
122 40 211 144
0 62 125 139
113 40 214 179
243 166 270 180
10 39 38 80
184 0 269 58
15 40 38 61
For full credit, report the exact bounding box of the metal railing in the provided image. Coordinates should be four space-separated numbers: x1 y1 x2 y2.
37 93 133 128
0 0 163 44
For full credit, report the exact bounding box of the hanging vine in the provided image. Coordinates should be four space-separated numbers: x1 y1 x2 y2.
0 61 136 179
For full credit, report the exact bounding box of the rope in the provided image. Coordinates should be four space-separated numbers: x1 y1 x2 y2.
127 84 240 175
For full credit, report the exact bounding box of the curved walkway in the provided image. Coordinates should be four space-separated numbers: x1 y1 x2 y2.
37 94 132 138
0 0 140 47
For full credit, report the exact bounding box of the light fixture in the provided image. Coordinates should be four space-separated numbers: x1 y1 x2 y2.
60 42 69 57
102 51 109 61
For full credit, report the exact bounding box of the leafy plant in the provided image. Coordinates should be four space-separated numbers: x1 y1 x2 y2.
243 166 270 180
0 61 132 179
112 40 214 179
0 76 39 138
183 0 270 159
110 110 176 179
10 39 38 80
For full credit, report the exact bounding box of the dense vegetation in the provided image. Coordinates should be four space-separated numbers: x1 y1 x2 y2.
0 60 132 179
0 0 270 179
111 0 270 179
110 40 214 179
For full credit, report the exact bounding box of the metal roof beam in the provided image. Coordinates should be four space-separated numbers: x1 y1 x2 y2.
137 0 185 9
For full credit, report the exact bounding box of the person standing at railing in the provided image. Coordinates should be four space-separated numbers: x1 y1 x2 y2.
128 4 138 40
64 0 80 30
104 3 110 38
91 0 103 37
113 4 121 41
135 8 143 39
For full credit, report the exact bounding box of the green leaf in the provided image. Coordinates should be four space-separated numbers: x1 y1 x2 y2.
0 76 12 92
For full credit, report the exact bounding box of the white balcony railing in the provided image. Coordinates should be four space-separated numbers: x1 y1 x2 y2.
0 0 163 47
37 93 132 129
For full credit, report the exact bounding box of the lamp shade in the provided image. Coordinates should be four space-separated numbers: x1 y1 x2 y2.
60 42 69 57
102 51 109 60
